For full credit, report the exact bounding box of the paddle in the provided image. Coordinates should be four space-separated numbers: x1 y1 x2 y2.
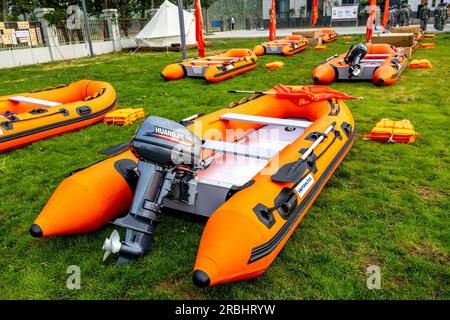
272 123 336 183
229 85 362 103
344 44 354 64
99 142 130 156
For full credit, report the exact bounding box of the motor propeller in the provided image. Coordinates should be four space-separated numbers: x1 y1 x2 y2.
102 229 121 262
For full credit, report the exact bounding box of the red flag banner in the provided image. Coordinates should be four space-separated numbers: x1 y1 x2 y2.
311 0 319 27
382 0 390 30
366 0 377 41
195 0 205 58
269 0 276 41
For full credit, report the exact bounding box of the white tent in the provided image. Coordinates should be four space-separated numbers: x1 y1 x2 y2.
135 0 196 48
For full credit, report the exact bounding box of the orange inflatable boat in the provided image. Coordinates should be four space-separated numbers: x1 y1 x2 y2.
253 35 308 56
321 29 338 43
31 85 356 286
161 49 257 83
0 80 117 153
312 43 408 86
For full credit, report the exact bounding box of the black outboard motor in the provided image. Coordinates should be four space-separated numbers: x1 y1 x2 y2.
344 43 368 77
103 116 202 264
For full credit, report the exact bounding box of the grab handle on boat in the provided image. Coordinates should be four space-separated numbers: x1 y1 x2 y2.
180 112 205 125
319 54 339 65
272 122 336 183
300 123 335 161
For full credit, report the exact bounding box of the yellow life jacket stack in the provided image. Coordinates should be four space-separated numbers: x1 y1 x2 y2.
365 119 417 144
103 108 146 126
314 45 327 51
420 43 435 49
408 59 432 68
423 34 436 38
264 61 285 70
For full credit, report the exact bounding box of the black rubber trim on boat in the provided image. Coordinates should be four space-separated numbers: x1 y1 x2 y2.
0 97 118 143
0 121 13 131
60 108 69 116
298 149 318 173
253 203 276 229
192 270 211 288
180 64 187 78
29 224 43 237
341 122 352 137
328 99 341 116
305 132 325 141
226 179 255 201
212 61 258 79
248 127 356 264
274 187 298 220
1 108 72 131
28 108 49 115
114 159 138 192
76 105 92 116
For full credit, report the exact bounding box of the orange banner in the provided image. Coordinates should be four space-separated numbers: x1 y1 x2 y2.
382 0 390 30
195 0 205 57
269 0 276 41
312 0 319 27
366 0 377 41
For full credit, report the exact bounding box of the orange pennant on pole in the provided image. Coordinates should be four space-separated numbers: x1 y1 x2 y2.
311 0 319 27
382 0 390 30
195 0 205 58
366 0 377 41
269 0 276 41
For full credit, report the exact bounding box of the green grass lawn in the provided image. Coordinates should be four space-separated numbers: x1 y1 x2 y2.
0 35 449 300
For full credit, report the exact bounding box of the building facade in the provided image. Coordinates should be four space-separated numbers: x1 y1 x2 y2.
261 0 441 20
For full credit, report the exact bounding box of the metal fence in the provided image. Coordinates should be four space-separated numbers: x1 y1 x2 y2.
0 21 45 51
55 19 111 45
118 18 150 39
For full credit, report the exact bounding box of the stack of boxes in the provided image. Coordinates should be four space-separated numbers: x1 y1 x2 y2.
371 33 415 58
292 30 322 47
390 25 423 42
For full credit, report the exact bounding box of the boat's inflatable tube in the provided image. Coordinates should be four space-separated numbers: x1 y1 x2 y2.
321 29 338 43
192 87 355 287
0 80 118 153
161 49 257 83
253 35 309 56
30 150 136 237
32 85 356 287
312 43 408 86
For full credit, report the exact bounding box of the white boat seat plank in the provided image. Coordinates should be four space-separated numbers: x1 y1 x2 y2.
202 139 279 160
8 96 62 107
360 59 386 63
339 59 386 63
365 54 390 58
208 56 241 60
197 122 306 186
221 113 312 129
191 60 234 65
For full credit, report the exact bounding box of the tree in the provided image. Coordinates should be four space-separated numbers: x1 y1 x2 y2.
10 0 40 20
2 0 9 22
201 0 218 33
